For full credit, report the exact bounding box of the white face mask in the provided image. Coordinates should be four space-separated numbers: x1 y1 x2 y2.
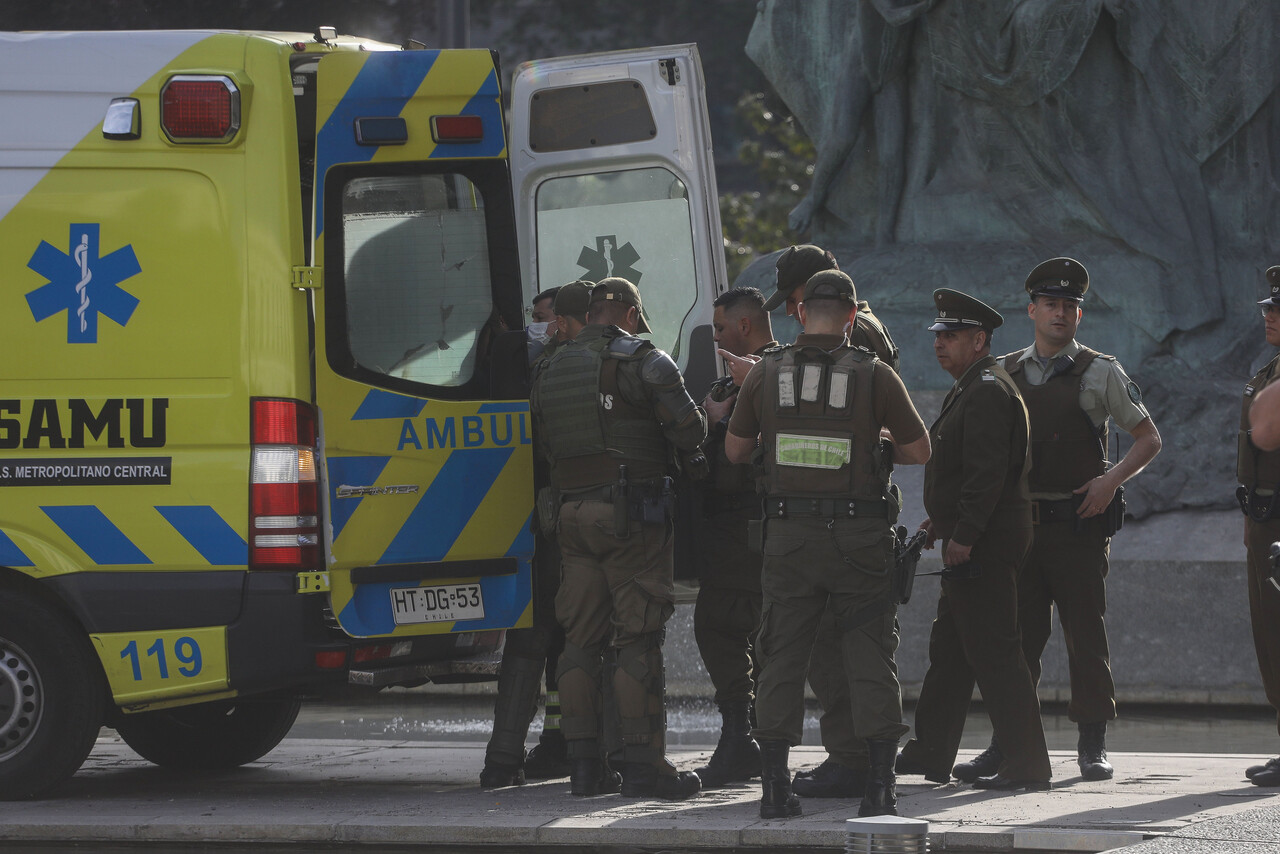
526 321 552 345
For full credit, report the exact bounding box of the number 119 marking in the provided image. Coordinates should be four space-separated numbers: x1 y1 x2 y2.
120 636 203 681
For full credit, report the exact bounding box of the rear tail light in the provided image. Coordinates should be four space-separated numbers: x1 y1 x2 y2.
161 75 241 143
430 114 484 144
250 398 322 570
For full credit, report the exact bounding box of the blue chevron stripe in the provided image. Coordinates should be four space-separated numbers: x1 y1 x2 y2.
351 389 428 420
378 446 514 564
155 506 248 566
326 455 392 540
0 529 34 567
42 505 150 565
314 50 441 239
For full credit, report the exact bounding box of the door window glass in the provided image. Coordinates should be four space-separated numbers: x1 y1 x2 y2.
535 167 696 360
340 174 493 388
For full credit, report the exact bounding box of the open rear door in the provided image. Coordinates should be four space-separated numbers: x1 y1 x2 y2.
509 45 725 398
309 48 533 639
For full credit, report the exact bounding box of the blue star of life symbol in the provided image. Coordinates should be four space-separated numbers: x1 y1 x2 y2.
25 223 141 344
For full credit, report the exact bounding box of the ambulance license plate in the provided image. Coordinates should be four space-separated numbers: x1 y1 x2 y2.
390 584 485 625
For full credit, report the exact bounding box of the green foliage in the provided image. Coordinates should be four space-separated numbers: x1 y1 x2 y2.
720 91 815 283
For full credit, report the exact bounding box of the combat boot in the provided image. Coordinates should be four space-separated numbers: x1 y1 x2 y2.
953 739 1003 783
1246 756 1280 781
792 757 867 798
523 731 570 779
694 700 761 788
758 739 802 819
479 760 525 789
1251 757 1280 787
568 740 621 796
1077 721 1114 781
858 739 899 817
620 762 701 800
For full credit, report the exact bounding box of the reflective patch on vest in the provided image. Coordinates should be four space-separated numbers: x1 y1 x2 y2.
1127 381 1142 404
778 369 796 408
829 371 851 409
801 364 823 402
775 433 852 469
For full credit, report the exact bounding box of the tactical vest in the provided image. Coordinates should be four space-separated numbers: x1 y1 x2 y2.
534 327 669 489
1003 349 1107 493
758 343 885 501
1237 353 1280 489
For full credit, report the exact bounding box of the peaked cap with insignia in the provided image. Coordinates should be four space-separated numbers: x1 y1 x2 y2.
1025 256 1089 301
928 288 1003 332
1259 265 1280 307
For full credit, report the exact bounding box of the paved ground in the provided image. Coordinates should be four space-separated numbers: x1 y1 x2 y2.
2 734 1277 852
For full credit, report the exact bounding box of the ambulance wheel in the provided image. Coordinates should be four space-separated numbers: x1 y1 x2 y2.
0 595 104 800
114 695 301 770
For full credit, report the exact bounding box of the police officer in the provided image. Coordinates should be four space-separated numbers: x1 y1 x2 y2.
896 289 1052 791
951 259 1161 785
745 245 901 799
480 283 594 788
726 270 930 818
1238 265 1280 788
692 287 777 788
531 277 707 800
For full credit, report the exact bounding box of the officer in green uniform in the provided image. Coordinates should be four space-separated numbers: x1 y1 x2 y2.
952 258 1161 786
692 287 777 788
531 277 707 800
1237 265 1280 788
480 282 594 789
747 245 901 799
895 289 1052 791
726 270 930 818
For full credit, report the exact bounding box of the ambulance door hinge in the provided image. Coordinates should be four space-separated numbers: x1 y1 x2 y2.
292 266 323 289
658 58 680 86
297 571 331 593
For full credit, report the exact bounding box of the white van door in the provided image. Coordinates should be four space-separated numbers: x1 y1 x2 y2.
509 44 725 397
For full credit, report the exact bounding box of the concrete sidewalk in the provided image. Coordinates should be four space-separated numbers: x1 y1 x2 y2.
2 735 1277 852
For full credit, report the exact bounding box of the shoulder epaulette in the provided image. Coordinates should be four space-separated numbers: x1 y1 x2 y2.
762 343 791 357
981 369 998 382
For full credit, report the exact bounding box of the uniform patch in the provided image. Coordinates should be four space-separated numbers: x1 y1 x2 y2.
775 433 851 469
981 369 996 382
1127 381 1142 404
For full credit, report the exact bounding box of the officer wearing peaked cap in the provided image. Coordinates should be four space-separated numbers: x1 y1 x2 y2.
896 288 1053 791
952 258 1160 786
1237 264 1280 788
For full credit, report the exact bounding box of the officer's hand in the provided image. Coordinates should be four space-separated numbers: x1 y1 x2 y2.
717 349 760 386
918 518 936 549
682 450 710 481
702 392 735 425
1073 474 1118 518
943 539 972 567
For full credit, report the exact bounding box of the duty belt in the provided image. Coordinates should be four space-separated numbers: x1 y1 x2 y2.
764 496 889 520
1031 498 1076 526
560 480 668 503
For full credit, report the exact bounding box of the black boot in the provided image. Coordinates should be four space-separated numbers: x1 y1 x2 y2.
524 730 570 779
793 758 867 798
568 740 621 796
1251 756 1280 787
953 739 1003 783
694 701 762 788
620 763 701 800
1077 722 1114 781
758 739 802 819
859 739 899 817
479 760 525 789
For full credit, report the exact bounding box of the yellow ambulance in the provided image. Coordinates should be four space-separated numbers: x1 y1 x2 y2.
0 28 724 799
